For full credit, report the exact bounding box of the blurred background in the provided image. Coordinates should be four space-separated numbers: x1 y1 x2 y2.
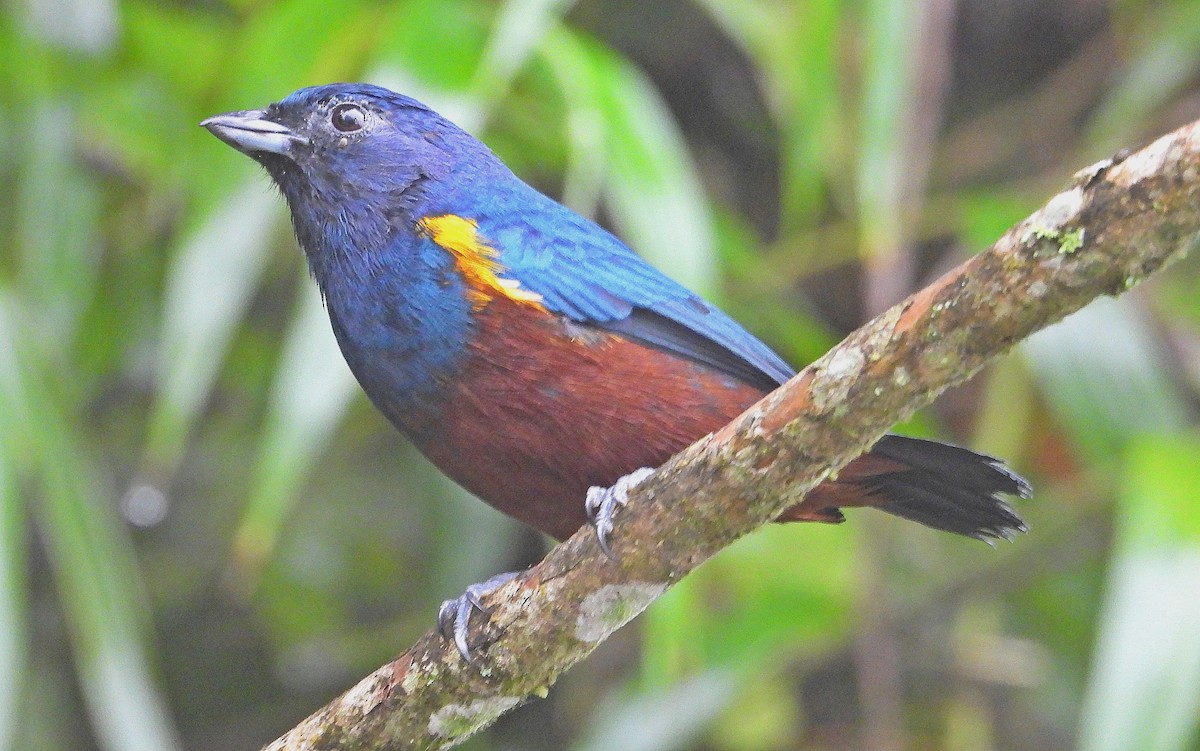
2 0 1200 749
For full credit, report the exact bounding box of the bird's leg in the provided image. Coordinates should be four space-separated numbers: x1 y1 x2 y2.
437 570 521 666
585 467 656 561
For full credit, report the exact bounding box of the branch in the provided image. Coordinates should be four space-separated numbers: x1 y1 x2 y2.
263 120 1200 751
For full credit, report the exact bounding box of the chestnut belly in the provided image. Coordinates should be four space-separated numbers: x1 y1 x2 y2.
410 298 764 540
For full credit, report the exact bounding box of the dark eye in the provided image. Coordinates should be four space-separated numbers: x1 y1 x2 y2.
331 103 366 133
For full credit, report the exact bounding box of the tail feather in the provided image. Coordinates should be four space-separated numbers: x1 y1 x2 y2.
780 434 1030 542
866 435 1030 542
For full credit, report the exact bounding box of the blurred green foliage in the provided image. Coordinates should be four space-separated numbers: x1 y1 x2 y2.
2 1 1200 749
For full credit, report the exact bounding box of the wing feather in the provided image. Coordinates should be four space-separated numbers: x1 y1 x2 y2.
480 188 794 391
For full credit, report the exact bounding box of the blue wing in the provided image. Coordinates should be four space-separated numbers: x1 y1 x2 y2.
480 188 795 391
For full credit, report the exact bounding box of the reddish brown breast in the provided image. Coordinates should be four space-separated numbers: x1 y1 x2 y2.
411 296 766 540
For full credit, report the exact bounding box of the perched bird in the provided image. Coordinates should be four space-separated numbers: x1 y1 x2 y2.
203 83 1029 658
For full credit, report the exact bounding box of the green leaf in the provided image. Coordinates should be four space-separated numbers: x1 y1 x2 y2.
10 0 117 54
642 524 856 687
471 0 579 105
13 98 102 346
697 0 846 229
959 188 1040 253
231 275 358 587
539 28 612 216
856 0 919 257
146 180 283 473
1078 432 1200 751
372 0 491 128
545 31 717 294
1085 2 1200 155
1117 433 1200 549
225 0 373 104
0 296 181 751
0 433 25 751
123 0 228 101
574 670 740 751
1021 297 1187 460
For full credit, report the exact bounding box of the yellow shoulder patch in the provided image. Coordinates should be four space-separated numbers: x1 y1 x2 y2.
417 214 546 310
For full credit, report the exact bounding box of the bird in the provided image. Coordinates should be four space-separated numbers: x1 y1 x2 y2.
202 83 1029 660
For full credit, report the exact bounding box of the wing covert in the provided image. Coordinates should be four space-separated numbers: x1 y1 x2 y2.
480 192 795 391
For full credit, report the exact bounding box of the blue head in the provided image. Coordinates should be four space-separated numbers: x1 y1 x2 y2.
203 83 510 429
204 83 508 279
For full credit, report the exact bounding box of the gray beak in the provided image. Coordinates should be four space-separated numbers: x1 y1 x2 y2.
201 109 307 156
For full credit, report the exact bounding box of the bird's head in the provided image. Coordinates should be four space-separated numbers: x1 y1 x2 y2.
202 83 498 256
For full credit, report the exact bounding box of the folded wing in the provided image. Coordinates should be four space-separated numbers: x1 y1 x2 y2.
483 194 793 392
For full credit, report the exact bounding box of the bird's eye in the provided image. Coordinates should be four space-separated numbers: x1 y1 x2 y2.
331 103 366 133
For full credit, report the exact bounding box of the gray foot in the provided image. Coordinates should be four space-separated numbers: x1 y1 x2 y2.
437 570 520 665
585 467 655 561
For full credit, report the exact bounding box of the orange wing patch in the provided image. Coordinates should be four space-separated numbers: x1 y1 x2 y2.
417 214 546 310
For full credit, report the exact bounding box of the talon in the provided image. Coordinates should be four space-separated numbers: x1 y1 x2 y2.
585 467 655 561
437 571 521 666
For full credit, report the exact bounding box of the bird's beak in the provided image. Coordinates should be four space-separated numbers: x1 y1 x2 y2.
201 109 307 156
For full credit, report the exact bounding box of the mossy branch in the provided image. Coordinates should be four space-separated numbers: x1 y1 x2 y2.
263 120 1200 751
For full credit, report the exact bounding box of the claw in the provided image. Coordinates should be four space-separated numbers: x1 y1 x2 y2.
585 467 655 561
437 571 520 666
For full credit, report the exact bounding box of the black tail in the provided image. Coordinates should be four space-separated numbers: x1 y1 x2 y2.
868 435 1031 542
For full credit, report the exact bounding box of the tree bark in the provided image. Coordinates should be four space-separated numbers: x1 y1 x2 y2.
263 120 1200 751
